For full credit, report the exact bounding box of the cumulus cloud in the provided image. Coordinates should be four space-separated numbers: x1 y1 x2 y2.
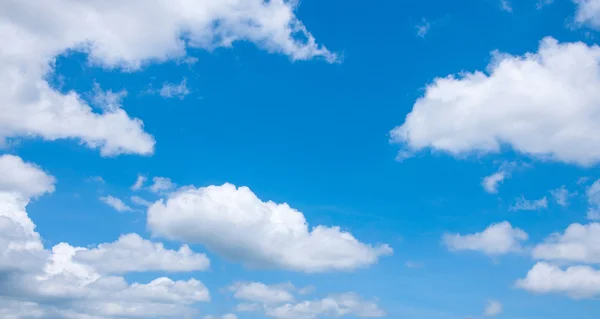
0 155 55 199
484 300 502 317
443 222 528 256
481 162 518 194
391 38 600 166
0 156 211 318
0 0 334 156
533 223 600 264
147 183 392 273
574 0 600 29
99 195 133 212
229 282 295 304
73 233 210 274
265 293 385 319
509 196 548 211
516 262 600 298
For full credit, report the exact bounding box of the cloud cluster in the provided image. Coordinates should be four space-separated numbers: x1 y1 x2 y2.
228 282 384 319
148 183 392 273
392 38 600 166
0 155 211 318
0 0 334 156
443 222 528 256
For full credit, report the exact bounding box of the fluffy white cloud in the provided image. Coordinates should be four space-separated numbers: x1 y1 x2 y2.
482 171 506 194
0 155 55 199
229 282 295 304
149 177 176 194
516 262 600 298
484 300 502 317
72 233 210 274
99 195 133 212
147 183 392 272
0 0 334 156
265 293 385 319
574 0 600 29
0 156 210 318
391 38 600 166
533 223 600 264
443 222 528 256
509 196 548 211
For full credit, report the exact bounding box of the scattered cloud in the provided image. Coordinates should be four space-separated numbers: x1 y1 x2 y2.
484 300 502 317
131 174 147 191
586 179 600 220
86 176 106 184
443 222 528 256
415 18 431 38
405 261 425 269
131 195 153 207
99 195 133 212
500 0 513 12
0 0 335 157
509 196 548 211
391 38 600 166
228 282 295 304
147 183 392 272
149 177 176 194
159 78 191 100
533 223 600 264
550 186 572 206
516 262 600 298
0 156 210 318
204 314 237 319
482 162 517 194
574 0 600 29
265 293 385 319
73 233 210 274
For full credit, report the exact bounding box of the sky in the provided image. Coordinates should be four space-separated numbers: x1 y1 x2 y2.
1 0 600 318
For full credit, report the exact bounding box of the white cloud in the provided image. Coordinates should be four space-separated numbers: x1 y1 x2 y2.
482 171 506 194
509 196 548 211
533 223 600 264
228 282 295 304
72 233 210 274
147 183 392 272
158 78 190 100
415 19 430 38
574 0 600 29
550 185 571 206
443 222 528 256
500 0 513 12
265 293 385 319
205 314 237 319
391 38 600 166
0 0 334 157
99 195 133 212
0 156 211 318
586 179 600 220
131 174 147 191
516 262 600 298
131 195 153 207
298 286 316 295
484 300 502 317
149 177 176 194
0 155 55 199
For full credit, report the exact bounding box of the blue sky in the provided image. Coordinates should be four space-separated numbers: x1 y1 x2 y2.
2 0 600 318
